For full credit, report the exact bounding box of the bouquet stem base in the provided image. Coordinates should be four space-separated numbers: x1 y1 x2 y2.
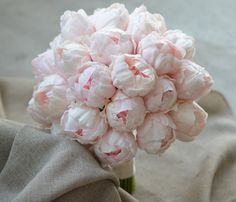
112 159 136 194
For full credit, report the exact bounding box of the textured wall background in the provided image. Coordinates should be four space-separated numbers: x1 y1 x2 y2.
0 0 235 112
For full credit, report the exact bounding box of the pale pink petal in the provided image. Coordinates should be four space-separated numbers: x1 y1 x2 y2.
137 113 176 154
138 32 183 75
60 103 108 144
32 74 69 119
106 91 146 132
144 76 177 112
61 9 95 42
54 42 91 77
90 28 134 65
127 5 166 43
174 60 214 100
169 101 208 141
111 54 156 97
72 62 116 108
27 98 52 127
93 129 137 167
32 49 57 81
163 29 195 59
90 3 129 31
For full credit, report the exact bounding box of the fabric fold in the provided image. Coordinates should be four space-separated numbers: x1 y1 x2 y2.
0 121 135 202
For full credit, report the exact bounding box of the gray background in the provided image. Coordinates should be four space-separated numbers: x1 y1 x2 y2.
0 0 236 112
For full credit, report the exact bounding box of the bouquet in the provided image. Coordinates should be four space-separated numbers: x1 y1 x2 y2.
28 3 213 193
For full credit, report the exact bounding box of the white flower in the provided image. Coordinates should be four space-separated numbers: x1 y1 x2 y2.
90 28 134 65
169 101 208 142
137 113 176 154
61 9 95 42
127 5 166 43
90 3 129 30
93 129 137 167
111 54 156 97
31 74 68 119
61 103 108 144
106 91 146 132
163 29 195 59
144 76 177 112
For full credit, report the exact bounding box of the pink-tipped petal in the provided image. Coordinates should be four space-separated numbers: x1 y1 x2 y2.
127 5 166 43
174 60 214 100
137 113 176 154
31 74 69 119
31 49 57 81
111 54 156 97
61 103 108 144
144 76 177 112
163 29 195 59
90 3 129 31
61 9 95 42
169 101 208 142
106 91 146 132
93 129 137 167
72 62 116 108
90 28 134 65
138 32 183 75
53 42 91 77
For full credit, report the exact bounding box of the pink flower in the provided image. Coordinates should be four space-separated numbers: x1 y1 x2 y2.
90 3 129 31
72 62 115 108
163 30 195 59
27 98 52 127
137 113 176 154
144 76 177 112
138 32 184 75
90 28 134 65
127 5 166 43
174 60 214 100
31 74 68 119
61 103 108 144
31 49 57 81
54 42 91 77
50 34 65 49
111 54 156 97
93 129 137 167
106 91 146 132
60 9 95 42
169 101 208 142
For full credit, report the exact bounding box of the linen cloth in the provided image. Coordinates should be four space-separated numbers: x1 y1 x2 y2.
0 78 138 202
0 77 236 202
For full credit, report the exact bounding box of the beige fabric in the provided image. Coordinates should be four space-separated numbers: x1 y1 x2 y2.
1 77 236 202
0 79 137 202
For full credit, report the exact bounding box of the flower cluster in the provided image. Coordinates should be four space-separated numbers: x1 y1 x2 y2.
28 4 213 167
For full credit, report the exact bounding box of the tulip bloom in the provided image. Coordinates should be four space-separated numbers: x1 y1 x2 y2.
93 129 137 167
